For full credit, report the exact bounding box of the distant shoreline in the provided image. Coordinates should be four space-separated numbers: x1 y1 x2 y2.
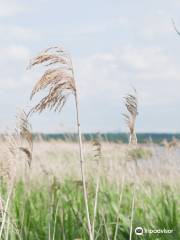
28 133 180 143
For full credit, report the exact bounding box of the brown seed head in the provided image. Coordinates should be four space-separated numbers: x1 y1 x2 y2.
28 46 76 113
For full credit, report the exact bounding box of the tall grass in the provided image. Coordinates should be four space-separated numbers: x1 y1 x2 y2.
28 46 93 239
0 180 179 240
0 111 33 239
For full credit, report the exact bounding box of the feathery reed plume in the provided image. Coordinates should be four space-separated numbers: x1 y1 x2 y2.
28 46 93 240
162 137 178 150
123 88 138 145
17 110 33 167
2 111 33 183
92 134 102 161
28 47 75 113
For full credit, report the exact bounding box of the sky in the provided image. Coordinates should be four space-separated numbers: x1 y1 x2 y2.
0 0 180 133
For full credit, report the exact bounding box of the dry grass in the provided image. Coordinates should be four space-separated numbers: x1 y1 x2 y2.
1 139 180 187
28 46 76 113
0 111 32 186
17 111 33 167
123 88 138 145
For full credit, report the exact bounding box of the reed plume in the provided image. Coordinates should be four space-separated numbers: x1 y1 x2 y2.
17 111 33 167
28 47 75 113
92 135 102 161
28 46 93 240
1 111 33 184
123 88 138 145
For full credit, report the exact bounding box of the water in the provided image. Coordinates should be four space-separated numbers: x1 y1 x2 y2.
35 133 180 143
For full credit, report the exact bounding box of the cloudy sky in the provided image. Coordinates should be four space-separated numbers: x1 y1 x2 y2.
0 0 180 133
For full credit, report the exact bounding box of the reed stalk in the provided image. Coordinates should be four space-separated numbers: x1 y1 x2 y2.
28 46 93 240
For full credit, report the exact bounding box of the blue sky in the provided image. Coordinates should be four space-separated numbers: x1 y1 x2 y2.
0 0 180 133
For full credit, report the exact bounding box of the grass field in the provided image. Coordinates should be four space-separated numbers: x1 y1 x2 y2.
0 139 180 239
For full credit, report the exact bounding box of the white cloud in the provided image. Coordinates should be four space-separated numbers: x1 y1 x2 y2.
141 18 172 39
0 45 31 92
0 0 25 17
57 16 126 37
0 45 30 61
0 0 180 132
0 25 40 43
75 46 180 107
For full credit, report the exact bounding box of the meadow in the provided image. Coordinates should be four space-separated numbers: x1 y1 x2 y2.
0 138 180 240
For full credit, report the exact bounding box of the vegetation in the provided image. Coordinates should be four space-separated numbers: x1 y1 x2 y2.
0 180 179 240
127 147 152 160
0 45 179 240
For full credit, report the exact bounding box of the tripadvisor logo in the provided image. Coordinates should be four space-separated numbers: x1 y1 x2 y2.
135 227 143 235
135 226 173 236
